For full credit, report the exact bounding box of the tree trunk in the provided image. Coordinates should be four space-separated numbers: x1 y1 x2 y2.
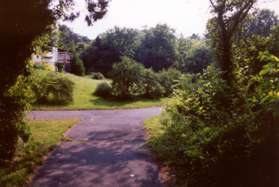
220 37 234 86
217 27 234 87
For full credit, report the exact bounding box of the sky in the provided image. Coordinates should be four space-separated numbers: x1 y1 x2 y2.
64 0 279 39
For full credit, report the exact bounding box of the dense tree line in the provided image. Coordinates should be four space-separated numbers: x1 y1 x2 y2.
81 25 213 75
82 27 141 74
57 25 92 55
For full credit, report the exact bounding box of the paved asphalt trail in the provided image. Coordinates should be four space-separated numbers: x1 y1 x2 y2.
29 107 163 187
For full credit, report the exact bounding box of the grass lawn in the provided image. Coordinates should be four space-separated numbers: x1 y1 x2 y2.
144 116 165 139
33 70 167 110
0 118 80 186
144 115 167 154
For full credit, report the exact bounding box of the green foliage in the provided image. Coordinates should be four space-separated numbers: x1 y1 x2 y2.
136 24 177 71
0 0 54 166
83 24 179 74
71 55 85 76
102 27 141 58
55 63 65 72
110 57 145 98
151 60 279 186
176 37 192 68
176 37 213 74
269 25 279 56
183 47 213 73
58 25 91 54
32 70 166 110
249 52 279 105
208 0 257 85
91 72 105 80
110 57 182 99
94 82 112 98
241 9 278 38
82 27 141 75
158 69 182 96
232 9 279 79
33 62 54 71
31 72 74 105
0 76 32 166
142 69 165 98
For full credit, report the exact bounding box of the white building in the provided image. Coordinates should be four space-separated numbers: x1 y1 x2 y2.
32 47 71 71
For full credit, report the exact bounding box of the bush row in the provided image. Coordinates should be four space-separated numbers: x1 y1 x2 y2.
94 56 182 99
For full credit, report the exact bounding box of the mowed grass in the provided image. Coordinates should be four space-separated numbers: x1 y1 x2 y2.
0 118 79 186
33 70 167 110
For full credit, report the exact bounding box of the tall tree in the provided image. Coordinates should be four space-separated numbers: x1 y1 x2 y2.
241 9 279 38
82 27 141 74
58 25 91 54
233 9 279 77
0 0 109 165
176 37 213 73
136 24 177 71
209 0 257 85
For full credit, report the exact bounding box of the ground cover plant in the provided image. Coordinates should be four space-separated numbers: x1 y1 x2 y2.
0 118 79 186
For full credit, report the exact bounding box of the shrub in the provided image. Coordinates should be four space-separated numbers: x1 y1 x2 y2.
29 70 47 103
33 62 54 71
110 56 145 98
71 55 85 76
55 63 64 72
152 60 279 187
158 68 182 96
109 57 181 99
142 69 164 98
94 82 112 98
0 76 31 165
31 72 74 105
91 72 105 80
177 47 213 74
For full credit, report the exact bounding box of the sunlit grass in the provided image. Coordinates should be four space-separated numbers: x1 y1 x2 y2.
33 70 167 110
144 116 165 138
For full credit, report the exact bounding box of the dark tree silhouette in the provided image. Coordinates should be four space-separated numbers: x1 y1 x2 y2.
0 0 109 165
82 27 140 74
136 24 177 71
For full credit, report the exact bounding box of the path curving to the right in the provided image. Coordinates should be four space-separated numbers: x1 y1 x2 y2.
29 107 164 187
